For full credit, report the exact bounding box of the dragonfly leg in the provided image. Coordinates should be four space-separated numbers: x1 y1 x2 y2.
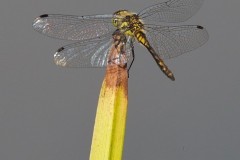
127 44 135 78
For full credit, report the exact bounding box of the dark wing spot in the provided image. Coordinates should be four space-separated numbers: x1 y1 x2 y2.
39 14 49 18
197 26 204 29
56 47 65 52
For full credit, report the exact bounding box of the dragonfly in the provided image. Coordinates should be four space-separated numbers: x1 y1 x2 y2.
32 0 209 81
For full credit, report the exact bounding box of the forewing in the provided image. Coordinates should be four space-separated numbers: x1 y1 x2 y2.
139 0 204 23
33 14 115 41
145 25 209 59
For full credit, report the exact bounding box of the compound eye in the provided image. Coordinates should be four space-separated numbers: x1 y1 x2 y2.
113 19 118 26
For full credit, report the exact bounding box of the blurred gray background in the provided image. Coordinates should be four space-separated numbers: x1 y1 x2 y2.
0 0 240 159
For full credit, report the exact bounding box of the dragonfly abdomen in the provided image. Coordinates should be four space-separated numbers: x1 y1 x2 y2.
135 31 175 81
135 31 150 47
149 47 175 81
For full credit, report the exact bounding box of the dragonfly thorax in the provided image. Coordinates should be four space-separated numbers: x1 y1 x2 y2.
112 10 144 37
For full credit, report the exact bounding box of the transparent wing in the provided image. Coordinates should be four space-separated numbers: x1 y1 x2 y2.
54 35 133 68
145 25 209 59
33 14 115 41
54 35 112 67
138 0 204 23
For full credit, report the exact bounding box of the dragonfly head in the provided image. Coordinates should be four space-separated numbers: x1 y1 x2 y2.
113 10 143 36
112 10 133 27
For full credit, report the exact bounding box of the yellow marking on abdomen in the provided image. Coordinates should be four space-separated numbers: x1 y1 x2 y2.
135 31 149 47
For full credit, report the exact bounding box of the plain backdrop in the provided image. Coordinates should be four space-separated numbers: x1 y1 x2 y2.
0 0 240 160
